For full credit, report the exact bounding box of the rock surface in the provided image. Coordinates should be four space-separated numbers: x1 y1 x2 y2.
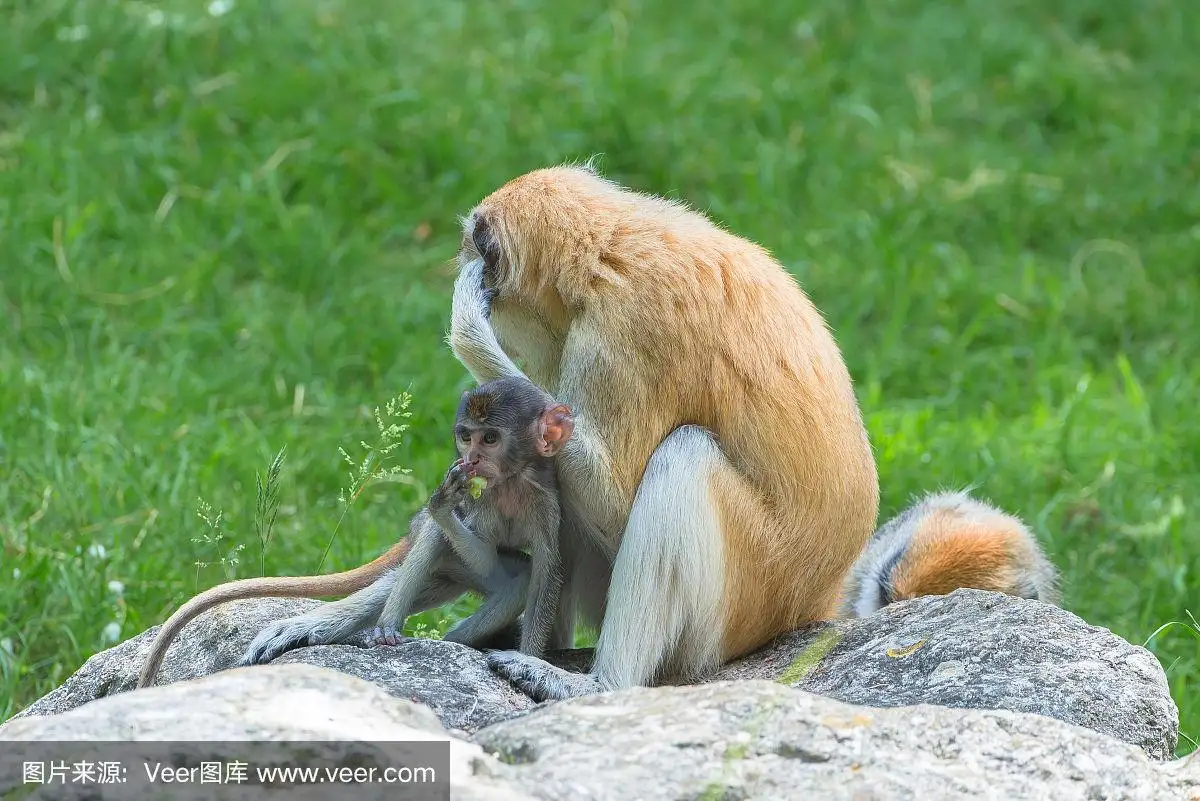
0 663 531 801
269 638 536 736
9 597 322 721
490 590 1180 760
472 680 1200 801
714 589 1180 760
6 666 1196 800
10 598 538 735
7 590 1181 762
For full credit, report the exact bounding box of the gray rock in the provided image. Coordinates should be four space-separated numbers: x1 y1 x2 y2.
712 589 1179 760
9 597 536 734
471 680 1200 801
9 597 321 721
7 665 1194 800
0 663 533 801
8 589 1178 764
269 638 536 735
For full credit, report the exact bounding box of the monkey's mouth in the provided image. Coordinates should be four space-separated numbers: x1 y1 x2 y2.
466 465 500 482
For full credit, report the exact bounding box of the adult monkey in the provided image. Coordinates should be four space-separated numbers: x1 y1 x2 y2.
448 163 879 700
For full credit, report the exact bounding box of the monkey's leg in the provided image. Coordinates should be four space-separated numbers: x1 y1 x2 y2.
517 537 564 658
237 572 399 666
374 523 456 635
488 425 726 701
240 527 447 665
442 552 532 649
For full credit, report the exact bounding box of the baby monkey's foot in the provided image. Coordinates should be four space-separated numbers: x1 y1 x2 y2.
370 625 409 647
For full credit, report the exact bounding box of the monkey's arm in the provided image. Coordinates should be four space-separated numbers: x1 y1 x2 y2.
427 461 504 580
429 506 503 582
449 259 625 553
376 513 455 632
549 323 635 555
448 257 523 383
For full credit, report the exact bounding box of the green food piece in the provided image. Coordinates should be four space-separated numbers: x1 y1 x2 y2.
468 475 488 499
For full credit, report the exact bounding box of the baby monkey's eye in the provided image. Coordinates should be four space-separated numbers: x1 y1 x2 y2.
482 430 499 445
458 430 471 442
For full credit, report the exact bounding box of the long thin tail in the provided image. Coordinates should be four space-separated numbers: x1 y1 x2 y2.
448 256 523 382
136 538 411 688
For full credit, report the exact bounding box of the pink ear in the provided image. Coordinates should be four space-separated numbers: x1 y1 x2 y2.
537 404 575 457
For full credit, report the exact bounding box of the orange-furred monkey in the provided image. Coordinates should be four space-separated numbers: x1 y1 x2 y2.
209 164 1057 701
446 163 880 699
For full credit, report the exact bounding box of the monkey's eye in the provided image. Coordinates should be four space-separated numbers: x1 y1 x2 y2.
482 430 499 445
458 430 471 442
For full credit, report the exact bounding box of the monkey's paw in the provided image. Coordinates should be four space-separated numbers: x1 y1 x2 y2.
237 617 319 666
430 461 473 511
486 651 603 702
370 625 411 647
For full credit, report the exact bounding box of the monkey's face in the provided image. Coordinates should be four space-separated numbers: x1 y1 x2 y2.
454 423 509 481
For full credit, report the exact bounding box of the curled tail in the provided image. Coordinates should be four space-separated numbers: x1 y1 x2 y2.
840 490 1060 618
136 538 411 689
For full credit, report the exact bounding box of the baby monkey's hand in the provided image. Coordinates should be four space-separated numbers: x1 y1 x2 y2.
430 459 475 512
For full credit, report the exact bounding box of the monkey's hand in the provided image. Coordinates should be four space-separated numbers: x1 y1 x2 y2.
429 460 473 517
487 651 603 702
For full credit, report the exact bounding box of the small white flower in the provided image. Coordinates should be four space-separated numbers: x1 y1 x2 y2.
207 0 234 16
88 543 107 560
11 568 19 580
107 580 125 596
101 622 121 644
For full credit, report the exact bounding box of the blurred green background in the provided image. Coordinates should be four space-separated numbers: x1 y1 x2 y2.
0 0 1196 754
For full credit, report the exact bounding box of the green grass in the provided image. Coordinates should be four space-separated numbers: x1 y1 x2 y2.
0 0 1196 755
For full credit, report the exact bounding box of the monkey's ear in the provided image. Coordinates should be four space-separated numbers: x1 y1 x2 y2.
537 404 575 457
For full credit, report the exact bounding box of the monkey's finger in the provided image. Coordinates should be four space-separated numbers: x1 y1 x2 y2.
450 465 475 487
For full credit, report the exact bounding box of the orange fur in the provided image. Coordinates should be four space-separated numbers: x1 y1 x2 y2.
891 507 1027 599
461 165 879 663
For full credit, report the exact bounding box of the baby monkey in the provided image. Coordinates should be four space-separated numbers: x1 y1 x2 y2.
137 375 573 688
841 490 1060 618
368 374 574 654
